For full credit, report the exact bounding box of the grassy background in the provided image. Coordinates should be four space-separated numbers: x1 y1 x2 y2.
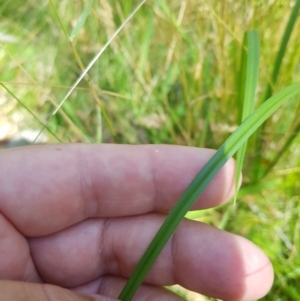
1 0 300 300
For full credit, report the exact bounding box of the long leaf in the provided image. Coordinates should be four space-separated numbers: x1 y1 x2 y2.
0 83 62 142
264 0 300 100
262 119 300 178
253 0 300 181
70 0 94 40
118 83 300 301
234 30 260 203
33 0 147 142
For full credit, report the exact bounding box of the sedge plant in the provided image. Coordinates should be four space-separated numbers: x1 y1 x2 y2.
1 1 300 300
118 29 300 300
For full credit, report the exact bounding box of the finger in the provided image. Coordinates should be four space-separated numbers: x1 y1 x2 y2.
0 212 41 282
0 144 236 236
29 215 273 301
72 275 185 301
0 280 118 301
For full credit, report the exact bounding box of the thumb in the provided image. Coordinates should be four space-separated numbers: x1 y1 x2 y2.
0 280 119 301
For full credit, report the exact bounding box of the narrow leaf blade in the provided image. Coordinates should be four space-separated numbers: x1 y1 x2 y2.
265 0 300 100
70 0 94 39
33 0 146 142
118 83 300 301
0 83 62 142
253 0 300 181
234 30 260 203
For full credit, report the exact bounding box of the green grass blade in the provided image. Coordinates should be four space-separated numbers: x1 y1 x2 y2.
253 0 300 181
70 0 94 40
260 0 300 175
33 0 146 143
0 83 62 142
240 31 260 126
234 30 260 203
49 0 69 39
262 119 300 178
118 83 300 301
264 0 300 100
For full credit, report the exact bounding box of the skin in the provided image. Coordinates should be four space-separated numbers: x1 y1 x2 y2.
0 144 273 301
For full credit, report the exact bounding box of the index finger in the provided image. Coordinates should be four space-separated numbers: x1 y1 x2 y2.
0 144 235 236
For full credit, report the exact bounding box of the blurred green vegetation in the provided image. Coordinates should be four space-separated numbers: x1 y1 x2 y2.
1 0 300 300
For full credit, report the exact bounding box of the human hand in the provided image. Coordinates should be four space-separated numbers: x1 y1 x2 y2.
0 144 273 301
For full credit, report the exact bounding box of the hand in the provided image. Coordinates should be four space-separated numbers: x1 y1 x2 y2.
0 144 273 301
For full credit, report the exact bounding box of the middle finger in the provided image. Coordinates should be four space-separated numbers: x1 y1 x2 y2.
29 214 272 300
